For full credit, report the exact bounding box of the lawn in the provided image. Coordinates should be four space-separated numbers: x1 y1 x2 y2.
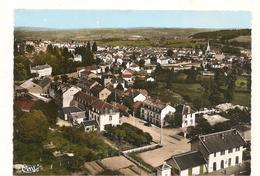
171 83 205 101
235 76 248 91
232 91 251 107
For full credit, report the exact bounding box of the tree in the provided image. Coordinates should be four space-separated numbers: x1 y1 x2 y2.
208 83 224 105
130 52 136 61
214 69 226 87
116 83 124 91
16 110 49 143
138 59 145 68
61 74 69 83
26 45 35 54
123 97 133 110
224 84 235 102
166 49 173 57
87 41 91 51
14 63 28 81
54 75 59 82
92 41 97 52
165 113 182 127
247 76 251 91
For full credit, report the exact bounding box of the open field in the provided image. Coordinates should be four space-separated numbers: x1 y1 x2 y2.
14 27 212 41
230 35 251 42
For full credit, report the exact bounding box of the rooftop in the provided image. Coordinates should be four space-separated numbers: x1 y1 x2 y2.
198 129 247 153
166 151 206 171
31 64 51 70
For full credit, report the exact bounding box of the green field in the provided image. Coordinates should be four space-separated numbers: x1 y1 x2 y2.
171 83 204 100
170 83 250 107
14 27 212 41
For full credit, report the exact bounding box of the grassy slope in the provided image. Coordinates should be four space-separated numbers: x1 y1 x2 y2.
14 27 212 41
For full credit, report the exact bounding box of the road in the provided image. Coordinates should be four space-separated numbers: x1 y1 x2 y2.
121 115 190 167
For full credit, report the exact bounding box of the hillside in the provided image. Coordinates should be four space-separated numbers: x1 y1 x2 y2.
14 27 213 41
190 29 251 40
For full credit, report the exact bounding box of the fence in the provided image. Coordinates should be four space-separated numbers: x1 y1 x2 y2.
122 143 160 155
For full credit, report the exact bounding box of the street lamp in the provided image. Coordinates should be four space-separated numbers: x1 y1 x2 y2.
160 117 163 145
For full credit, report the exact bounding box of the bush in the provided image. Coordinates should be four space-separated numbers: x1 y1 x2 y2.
104 123 153 147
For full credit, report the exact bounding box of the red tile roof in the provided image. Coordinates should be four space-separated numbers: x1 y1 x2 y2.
15 99 35 111
74 91 115 111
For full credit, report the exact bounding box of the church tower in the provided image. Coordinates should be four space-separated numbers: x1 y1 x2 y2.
206 40 211 52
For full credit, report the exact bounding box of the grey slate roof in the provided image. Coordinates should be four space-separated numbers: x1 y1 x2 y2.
199 129 247 153
82 120 98 127
38 77 52 88
167 151 206 171
62 106 84 114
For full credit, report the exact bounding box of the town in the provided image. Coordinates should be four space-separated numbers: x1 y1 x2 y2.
13 28 251 175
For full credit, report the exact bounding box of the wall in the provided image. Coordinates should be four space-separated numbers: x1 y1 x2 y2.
182 113 196 128
207 146 244 173
157 167 171 176
62 87 81 107
99 88 111 101
99 112 120 131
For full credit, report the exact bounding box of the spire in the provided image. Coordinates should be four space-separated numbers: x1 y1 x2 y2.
206 40 211 52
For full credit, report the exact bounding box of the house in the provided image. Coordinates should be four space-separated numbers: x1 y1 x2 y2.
82 120 98 132
37 77 52 95
77 79 99 93
15 98 35 112
129 63 140 72
146 77 155 82
20 79 43 95
122 69 134 83
159 129 247 176
158 151 207 176
71 54 82 62
156 162 172 176
79 70 98 79
62 86 82 107
14 85 28 98
62 106 86 124
191 129 247 173
157 57 169 65
30 64 52 78
49 83 81 107
112 78 126 90
90 84 111 101
133 93 146 102
140 98 176 127
181 105 196 128
73 91 120 131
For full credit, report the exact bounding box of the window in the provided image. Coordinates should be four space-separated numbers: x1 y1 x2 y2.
235 156 239 164
228 158 232 166
188 168 192 176
199 165 204 174
221 160 224 169
221 151 225 155
235 147 240 152
228 148 233 153
214 153 216 157
109 115 112 121
213 162 217 171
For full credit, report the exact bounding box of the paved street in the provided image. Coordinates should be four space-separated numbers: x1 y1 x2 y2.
121 115 190 167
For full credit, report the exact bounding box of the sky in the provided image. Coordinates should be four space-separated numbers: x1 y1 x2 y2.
15 10 251 29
